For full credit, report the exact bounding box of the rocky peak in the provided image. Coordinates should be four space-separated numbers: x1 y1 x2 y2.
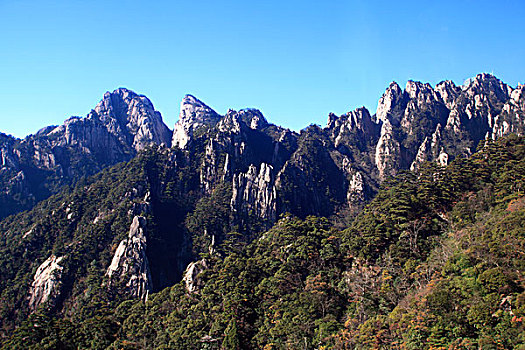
405 81 441 103
435 80 461 109
183 259 208 293
327 107 374 131
106 216 152 299
238 109 268 130
217 109 243 134
462 73 512 100
172 94 221 148
92 88 172 151
376 81 406 125
375 119 401 180
491 84 525 139
178 94 219 123
327 112 338 127
445 74 513 144
326 107 378 149
510 84 525 109
347 107 374 129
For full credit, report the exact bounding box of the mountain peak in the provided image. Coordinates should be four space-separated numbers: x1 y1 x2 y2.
238 108 268 129
435 80 460 109
179 94 217 122
92 88 171 150
182 94 201 103
172 95 221 148
376 81 406 124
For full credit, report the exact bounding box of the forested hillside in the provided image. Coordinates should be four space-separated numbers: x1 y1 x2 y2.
3 134 523 349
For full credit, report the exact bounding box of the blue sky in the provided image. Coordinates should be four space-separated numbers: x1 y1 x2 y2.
1 0 524 138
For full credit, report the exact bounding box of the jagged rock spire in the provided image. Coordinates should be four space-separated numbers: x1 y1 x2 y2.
172 94 221 148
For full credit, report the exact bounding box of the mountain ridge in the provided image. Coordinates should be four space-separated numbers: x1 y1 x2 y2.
2 73 523 221
0 73 524 347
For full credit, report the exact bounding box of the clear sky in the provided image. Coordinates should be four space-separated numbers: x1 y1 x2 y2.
1 0 524 138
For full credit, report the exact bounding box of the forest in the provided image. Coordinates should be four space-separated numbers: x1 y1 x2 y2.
1 135 523 349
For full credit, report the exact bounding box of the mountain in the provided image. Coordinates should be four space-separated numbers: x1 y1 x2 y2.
3 132 524 350
0 73 524 347
0 88 171 219
2 74 524 222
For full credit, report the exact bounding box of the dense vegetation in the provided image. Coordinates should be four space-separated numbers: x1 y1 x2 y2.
1 135 524 349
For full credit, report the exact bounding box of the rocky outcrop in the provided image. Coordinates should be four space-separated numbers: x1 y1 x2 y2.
172 95 221 148
231 163 277 226
410 124 448 170
347 171 365 203
106 216 152 299
0 88 172 220
47 88 171 156
376 82 406 125
435 80 461 109
375 119 401 179
183 259 208 293
326 107 378 149
92 88 172 151
492 84 525 139
238 108 269 130
445 74 513 146
28 255 65 311
2 73 525 226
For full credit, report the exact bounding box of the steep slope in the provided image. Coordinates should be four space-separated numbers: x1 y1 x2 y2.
0 88 171 219
4 134 522 349
1 73 525 347
0 145 207 333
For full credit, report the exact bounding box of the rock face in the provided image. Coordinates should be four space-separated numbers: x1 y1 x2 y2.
231 162 277 226
376 82 406 125
183 259 207 293
0 88 172 220
172 95 221 149
91 88 172 151
4 73 522 223
106 216 152 299
28 255 65 311
375 119 401 179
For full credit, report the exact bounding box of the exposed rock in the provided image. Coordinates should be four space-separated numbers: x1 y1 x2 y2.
28 255 65 311
347 171 365 203
93 88 172 151
200 139 221 194
183 259 208 293
492 84 525 139
3 73 525 329
410 124 445 171
437 150 449 166
172 95 221 148
0 88 172 220
446 74 513 146
326 107 378 149
217 110 242 134
410 136 431 171
106 216 152 299
2 73 525 227
375 120 401 179
231 163 277 225
435 80 461 109
238 109 268 130
376 82 406 125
